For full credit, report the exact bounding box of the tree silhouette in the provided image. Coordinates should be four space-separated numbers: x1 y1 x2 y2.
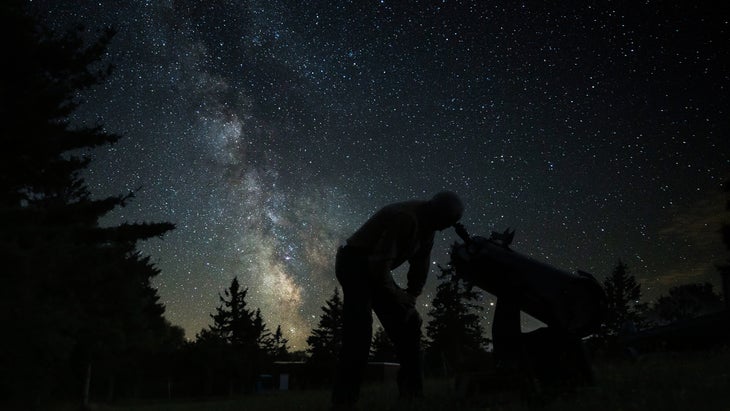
650 283 723 324
264 325 291 361
370 326 397 362
0 4 117 208
307 288 344 365
253 309 272 352
0 2 176 406
602 261 648 335
210 278 261 348
207 277 270 393
189 328 232 396
425 265 488 375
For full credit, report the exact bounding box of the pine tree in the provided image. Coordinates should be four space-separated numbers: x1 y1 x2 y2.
190 328 232 397
0 2 175 404
210 277 264 352
264 325 291 361
306 288 344 365
602 261 648 335
253 308 276 362
207 277 270 393
425 265 488 375
0 2 118 207
370 326 397 362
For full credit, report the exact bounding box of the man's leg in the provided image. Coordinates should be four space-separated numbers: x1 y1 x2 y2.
332 249 373 406
373 287 423 399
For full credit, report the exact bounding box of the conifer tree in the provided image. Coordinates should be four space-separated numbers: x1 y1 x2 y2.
602 261 648 335
425 265 488 375
370 326 397 362
307 288 344 365
207 277 271 393
0 1 176 404
264 325 291 361
210 277 261 349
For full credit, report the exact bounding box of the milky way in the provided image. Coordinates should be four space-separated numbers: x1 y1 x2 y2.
35 1 729 347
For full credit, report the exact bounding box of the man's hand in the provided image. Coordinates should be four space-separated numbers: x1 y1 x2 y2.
453 222 470 242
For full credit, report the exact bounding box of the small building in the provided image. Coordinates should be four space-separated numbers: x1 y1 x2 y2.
268 361 308 391
364 361 400 384
266 361 400 391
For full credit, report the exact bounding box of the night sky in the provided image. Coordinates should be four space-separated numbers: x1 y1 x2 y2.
32 1 729 348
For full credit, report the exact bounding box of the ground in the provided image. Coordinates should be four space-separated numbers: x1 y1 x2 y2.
55 348 730 411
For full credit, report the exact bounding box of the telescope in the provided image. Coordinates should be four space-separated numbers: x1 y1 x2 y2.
450 224 607 337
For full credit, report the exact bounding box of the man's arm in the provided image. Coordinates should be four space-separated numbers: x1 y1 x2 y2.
370 257 417 309
366 212 416 290
367 257 398 290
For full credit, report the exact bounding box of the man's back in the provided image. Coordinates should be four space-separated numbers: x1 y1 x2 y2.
347 201 426 269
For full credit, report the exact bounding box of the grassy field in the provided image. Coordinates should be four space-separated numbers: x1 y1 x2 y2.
60 348 730 411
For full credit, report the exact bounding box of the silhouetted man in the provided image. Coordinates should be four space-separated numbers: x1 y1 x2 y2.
332 191 464 408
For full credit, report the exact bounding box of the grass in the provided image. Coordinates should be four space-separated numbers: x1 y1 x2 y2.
57 348 730 411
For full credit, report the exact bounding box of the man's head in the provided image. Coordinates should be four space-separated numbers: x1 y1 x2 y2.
424 191 464 231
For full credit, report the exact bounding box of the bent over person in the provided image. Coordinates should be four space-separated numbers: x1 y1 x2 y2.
332 191 464 408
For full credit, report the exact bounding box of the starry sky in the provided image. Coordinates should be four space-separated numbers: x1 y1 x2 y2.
33 1 729 348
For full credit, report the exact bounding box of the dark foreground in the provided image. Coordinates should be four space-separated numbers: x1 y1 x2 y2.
53 348 730 411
